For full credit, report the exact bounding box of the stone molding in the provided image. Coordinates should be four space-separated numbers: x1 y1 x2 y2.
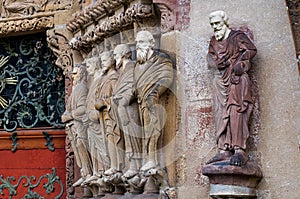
66 0 135 33
0 14 54 36
69 3 154 53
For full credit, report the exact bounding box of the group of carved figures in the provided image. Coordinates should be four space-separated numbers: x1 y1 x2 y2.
62 30 174 196
62 9 257 197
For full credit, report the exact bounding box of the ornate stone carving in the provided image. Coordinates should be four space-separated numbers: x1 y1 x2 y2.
153 0 176 33
66 0 135 33
69 3 154 53
0 15 54 35
1 0 72 18
2 0 48 18
202 10 262 198
46 29 73 74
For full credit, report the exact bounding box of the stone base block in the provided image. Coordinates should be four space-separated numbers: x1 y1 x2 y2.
210 184 257 198
202 161 262 198
202 161 263 188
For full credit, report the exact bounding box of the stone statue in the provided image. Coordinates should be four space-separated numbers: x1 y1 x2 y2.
110 44 142 180
206 10 257 166
61 64 92 187
93 51 119 185
133 30 174 172
83 53 110 185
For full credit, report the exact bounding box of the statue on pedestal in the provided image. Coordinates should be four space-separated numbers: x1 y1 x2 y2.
206 10 257 166
203 11 262 198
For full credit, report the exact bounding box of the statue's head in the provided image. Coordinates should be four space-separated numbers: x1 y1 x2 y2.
100 51 115 72
85 57 100 76
135 30 155 64
72 63 87 85
113 44 132 69
209 10 230 41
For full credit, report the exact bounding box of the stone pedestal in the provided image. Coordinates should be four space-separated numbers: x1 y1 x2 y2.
202 161 262 198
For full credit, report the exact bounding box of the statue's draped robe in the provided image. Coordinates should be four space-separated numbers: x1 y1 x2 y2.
86 70 118 175
134 51 173 161
64 82 92 177
208 30 257 150
95 70 119 170
111 61 142 163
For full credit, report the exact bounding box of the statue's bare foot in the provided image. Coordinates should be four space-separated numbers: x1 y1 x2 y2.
82 175 99 185
72 177 85 187
123 169 138 179
140 160 156 172
230 150 248 166
104 167 118 176
206 150 233 164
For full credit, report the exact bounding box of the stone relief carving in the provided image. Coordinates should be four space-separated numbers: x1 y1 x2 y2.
1 0 72 18
2 0 48 18
153 0 176 33
0 15 53 35
202 10 262 198
46 29 73 74
69 3 154 53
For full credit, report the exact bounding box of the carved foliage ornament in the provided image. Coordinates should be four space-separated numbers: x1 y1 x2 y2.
69 3 154 52
0 16 54 35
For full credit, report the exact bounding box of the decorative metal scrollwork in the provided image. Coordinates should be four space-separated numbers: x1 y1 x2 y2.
0 168 64 199
0 33 65 132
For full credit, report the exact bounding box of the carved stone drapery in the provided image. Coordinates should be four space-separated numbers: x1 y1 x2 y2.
69 3 155 53
0 14 54 36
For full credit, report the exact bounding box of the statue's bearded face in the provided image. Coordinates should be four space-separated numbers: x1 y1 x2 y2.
210 15 227 41
136 39 151 64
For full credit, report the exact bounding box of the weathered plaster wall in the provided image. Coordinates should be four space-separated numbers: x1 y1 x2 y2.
172 0 300 198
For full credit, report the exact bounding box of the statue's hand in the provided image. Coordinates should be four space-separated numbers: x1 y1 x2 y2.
233 62 244 76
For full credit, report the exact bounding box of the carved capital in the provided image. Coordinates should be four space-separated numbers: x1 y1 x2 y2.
46 29 73 74
153 0 176 33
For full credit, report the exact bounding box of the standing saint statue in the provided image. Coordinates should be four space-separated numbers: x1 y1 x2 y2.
206 10 257 166
110 44 142 179
61 64 92 187
84 53 111 185
94 51 119 181
133 30 174 172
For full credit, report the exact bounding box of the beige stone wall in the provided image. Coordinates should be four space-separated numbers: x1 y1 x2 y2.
172 0 300 198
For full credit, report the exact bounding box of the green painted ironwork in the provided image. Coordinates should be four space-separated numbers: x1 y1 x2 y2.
0 168 64 199
43 131 55 152
0 33 65 132
10 131 18 152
